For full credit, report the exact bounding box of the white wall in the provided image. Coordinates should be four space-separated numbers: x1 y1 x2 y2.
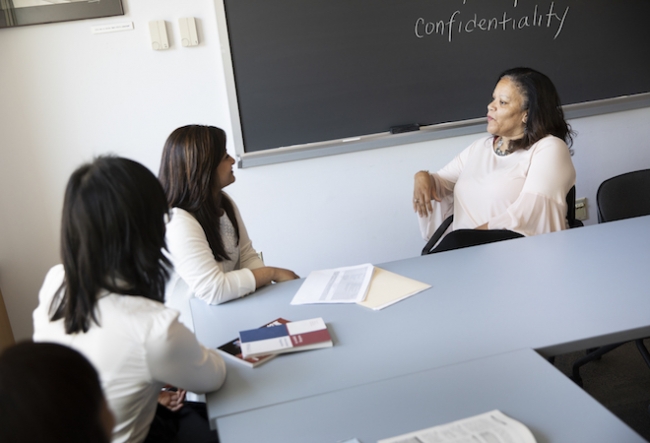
1 0 649 341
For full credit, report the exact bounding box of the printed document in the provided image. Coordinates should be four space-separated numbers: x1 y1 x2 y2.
290 264 374 305
379 410 536 443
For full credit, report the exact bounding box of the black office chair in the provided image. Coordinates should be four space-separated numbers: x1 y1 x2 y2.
422 225 523 254
571 169 650 387
566 185 584 229
422 186 581 255
596 169 650 223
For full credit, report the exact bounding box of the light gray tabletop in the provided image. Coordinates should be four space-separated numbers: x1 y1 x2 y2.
216 348 646 443
191 215 650 423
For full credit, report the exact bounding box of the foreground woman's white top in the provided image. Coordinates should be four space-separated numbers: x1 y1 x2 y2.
33 265 226 443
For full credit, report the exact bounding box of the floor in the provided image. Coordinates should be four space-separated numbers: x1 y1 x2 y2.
552 340 650 441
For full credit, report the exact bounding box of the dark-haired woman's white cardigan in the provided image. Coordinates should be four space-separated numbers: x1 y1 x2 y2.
164 195 265 332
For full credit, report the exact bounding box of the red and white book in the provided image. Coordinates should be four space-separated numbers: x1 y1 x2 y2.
216 318 290 368
239 317 332 359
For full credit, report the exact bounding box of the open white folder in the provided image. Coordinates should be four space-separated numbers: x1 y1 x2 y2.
357 267 431 310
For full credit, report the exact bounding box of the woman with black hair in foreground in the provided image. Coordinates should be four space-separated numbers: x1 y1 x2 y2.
33 156 226 443
0 341 114 443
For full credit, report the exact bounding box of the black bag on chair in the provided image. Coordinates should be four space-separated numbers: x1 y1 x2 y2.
421 215 523 255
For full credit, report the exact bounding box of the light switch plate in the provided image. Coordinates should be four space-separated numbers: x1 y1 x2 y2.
179 17 199 47
149 20 169 50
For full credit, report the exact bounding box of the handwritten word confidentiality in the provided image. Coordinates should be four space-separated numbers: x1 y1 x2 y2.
415 2 570 42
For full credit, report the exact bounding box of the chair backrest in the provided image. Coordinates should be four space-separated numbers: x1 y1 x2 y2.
566 185 583 228
0 287 15 353
429 229 524 254
596 169 650 223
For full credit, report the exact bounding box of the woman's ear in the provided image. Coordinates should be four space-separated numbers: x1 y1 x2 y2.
522 112 528 124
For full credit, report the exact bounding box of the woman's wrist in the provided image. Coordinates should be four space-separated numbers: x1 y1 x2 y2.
251 267 274 289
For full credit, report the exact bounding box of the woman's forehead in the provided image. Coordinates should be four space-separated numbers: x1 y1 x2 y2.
495 78 524 100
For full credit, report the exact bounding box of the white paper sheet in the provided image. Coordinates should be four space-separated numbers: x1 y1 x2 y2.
379 410 536 443
290 264 374 305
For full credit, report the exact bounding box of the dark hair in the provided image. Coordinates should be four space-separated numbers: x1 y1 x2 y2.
0 341 111 443
497 67 575 151
52 156 170 334
158 125 240 262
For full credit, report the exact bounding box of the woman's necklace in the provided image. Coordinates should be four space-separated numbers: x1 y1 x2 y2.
494 137 510 156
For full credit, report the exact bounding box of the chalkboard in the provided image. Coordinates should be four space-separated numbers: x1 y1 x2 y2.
218 0 650 166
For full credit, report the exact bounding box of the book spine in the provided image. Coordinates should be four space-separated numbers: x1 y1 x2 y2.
241 335 293 358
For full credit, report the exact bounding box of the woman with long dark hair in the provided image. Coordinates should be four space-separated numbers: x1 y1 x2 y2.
159 125 298 331
0 341 114 443
413 67 576 241
33 156 226 443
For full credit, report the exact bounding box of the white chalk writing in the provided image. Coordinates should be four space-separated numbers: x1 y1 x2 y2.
415 1 569 42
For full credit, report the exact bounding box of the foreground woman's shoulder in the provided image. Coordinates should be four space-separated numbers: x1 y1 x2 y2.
107 294 180 333
44 264 65 283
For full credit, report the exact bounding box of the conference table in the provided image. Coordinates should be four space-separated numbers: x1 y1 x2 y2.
191 215 650 442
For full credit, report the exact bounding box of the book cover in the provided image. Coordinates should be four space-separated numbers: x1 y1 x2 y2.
239 317 332 359
216 318 289 368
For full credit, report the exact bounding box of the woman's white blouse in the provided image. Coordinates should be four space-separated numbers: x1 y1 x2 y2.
33 264 226 443
419 135 576 238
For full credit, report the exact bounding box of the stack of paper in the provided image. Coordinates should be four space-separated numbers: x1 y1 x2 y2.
290 264 431 310
379 410 536 443
290 264 374 305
